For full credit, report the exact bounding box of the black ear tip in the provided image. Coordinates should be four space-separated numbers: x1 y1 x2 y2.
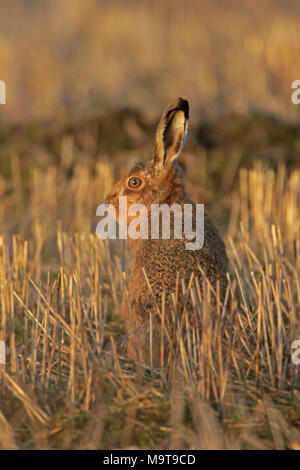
174 97 189 118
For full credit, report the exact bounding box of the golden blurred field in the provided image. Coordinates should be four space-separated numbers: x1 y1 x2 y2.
0 0 300 451
1 0 300 122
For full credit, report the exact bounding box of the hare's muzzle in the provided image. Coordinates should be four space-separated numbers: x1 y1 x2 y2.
105 190 117 204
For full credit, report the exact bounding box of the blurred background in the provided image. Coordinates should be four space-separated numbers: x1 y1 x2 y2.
1 0 300 123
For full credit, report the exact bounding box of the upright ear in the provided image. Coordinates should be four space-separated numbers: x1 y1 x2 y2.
153 97 189 170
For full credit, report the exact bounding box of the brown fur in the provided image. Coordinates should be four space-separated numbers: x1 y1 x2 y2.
106 98 229 365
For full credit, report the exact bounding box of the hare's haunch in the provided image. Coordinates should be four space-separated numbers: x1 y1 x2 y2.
106 98 229 364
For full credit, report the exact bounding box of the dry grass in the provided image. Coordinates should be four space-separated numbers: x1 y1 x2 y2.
1 0 300 123
0 124 299 449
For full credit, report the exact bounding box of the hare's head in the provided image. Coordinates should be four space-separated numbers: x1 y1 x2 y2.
106 98 190 223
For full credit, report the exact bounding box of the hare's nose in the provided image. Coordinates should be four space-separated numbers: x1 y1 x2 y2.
105 191 116 203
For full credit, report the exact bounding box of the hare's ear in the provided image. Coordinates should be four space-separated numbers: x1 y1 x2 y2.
153 97 189 170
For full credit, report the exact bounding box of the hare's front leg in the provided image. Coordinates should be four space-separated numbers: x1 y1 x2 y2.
121 292 146 363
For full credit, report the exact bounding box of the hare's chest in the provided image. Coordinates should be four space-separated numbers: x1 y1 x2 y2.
130 240 192 300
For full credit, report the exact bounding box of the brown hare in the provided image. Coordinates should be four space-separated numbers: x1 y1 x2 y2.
106 98 229 365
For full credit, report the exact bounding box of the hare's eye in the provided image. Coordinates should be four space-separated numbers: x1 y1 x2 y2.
128 177 142 189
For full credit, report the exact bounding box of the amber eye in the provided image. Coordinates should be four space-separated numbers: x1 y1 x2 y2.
127 177 143 189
